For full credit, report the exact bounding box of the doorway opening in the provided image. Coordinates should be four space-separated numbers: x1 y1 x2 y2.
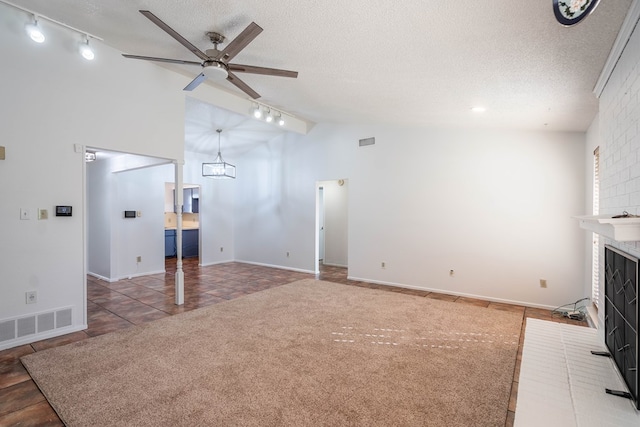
315 179 349 274
164 183 201 261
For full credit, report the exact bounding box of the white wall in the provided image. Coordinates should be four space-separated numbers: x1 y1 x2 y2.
0 5 187 349
236 124 587 308
114 166 169 278
87 159 114 279
88 158 173 281
322 180 348 267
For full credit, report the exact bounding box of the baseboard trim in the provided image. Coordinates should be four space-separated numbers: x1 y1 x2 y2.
321 262 348 268
235 260 315 275
199 259 235 267
347 275 559 311
117 270 165 281
87 272 115 282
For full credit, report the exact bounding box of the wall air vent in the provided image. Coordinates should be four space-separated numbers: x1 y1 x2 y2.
0 320 16 342
56 308 72 328
37 312 55 333
0 307 73 348
17 316 36 338
359 137 375 147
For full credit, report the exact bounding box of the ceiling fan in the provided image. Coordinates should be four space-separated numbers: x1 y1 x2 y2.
122 10 298 99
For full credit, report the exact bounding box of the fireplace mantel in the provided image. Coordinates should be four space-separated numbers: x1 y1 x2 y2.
575 215 640 242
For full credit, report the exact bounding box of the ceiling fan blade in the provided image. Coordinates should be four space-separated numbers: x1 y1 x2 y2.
139 10 210 62
226 71 260 99
183 73 207 91
219 22 263 62
228 63 298 78
122 54 202 66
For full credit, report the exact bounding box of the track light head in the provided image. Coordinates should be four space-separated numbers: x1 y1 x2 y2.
25 17 45 43
79 38 95 60
252 105 262 119
265 109 273 123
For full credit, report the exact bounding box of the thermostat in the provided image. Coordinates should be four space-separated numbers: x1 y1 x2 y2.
56 206 72 217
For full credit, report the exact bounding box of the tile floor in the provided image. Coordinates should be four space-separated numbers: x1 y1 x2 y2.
0 259 588 426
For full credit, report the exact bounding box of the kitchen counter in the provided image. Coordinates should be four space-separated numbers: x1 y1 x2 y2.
164 226 199 230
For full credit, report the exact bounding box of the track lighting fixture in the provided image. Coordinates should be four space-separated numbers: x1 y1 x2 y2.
2 1 102 58
249 102 290 127
79 37 95 61
25 16 45 43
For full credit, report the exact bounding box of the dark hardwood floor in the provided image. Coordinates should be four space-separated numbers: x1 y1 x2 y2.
0 259 588 426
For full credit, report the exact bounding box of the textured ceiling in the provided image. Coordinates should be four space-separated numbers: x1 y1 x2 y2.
5 0 634 132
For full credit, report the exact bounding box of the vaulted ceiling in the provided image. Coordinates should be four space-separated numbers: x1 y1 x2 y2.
6 0 633 133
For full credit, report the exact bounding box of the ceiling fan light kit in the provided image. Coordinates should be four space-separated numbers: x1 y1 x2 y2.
122 10 299 99
202 62 228 80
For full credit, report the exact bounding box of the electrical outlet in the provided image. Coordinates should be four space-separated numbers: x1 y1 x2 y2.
286 252 290 258
539 279 547 288
136 256 142 263
449 269 455 277
220 247 224 252
381 262 386 269
38 208 48 220
26 291 37 304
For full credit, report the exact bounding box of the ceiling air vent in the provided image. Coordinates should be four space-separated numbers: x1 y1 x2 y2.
359 137 375 147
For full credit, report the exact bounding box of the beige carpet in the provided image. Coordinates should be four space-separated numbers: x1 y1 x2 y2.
22 279 522 426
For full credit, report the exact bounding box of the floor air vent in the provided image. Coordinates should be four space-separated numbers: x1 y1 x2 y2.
359 137 375 147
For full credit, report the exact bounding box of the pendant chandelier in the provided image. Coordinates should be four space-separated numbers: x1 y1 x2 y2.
202 129 236 179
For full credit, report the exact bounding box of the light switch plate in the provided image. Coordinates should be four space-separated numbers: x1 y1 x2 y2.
38 209 48 220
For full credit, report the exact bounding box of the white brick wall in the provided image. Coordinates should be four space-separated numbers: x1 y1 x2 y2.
598 20 640 259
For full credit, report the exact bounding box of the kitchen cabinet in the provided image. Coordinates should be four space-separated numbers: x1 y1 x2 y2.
164 230 176 257
164 229 199 258
183 229 199 258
